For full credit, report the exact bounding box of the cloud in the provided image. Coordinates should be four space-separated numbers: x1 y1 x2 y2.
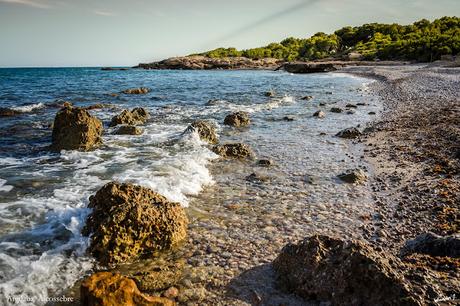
93 10 117 17
0 0 52 9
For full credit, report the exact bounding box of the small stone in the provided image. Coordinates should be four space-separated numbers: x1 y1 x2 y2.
257 159 273 167
264 90 275 97
330 107 343 113
346 103 357 108
301 95 313 100
313 110 325 118
212 143 253 159
282 116 295 121
338 169 368 184
336 127 362 139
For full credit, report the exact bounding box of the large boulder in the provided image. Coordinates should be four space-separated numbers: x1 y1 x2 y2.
110 108 149 127
82 182 188 265
336 127 362 139
81 272 175 306
273 235 420 306
122 87 151 94
51 106 103 151
184 120 218 144
401 232 460 258
212 143 253 159
224 111 251 127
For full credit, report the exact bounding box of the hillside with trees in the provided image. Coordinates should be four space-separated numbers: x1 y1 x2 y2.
196 17 459 62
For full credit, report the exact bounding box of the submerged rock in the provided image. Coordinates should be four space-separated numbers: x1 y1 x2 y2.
282 116 295 121
330 107 343 113
301 95 313 100
273 235 420 306
257 159 274 167
336 127 362 139
313 110 325 118
80 272 174 306
346 103 357 108
338 169 368 184
224 111 251 127
264 90 275 97
122 87 151 94
401 232 460 258
114 125 143 135
109 107 149 127
212 143 253 159
184 120 218 144
51 106 103 151
82 182 188 265
0 107 21 117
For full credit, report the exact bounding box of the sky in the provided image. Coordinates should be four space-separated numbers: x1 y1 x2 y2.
0 0 459 67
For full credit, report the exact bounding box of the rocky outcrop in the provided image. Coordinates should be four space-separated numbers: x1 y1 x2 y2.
184 120 218 144
114 125 143 135
338 169 368 184
81 272 175 306
109 108 149 127
224 112 251 127
336 127 362 139
51 106 103 151
82 182 188 265
136 56 284 70
281 62 339 73
313 110 325 118
273 235 420 306
212 143 253 159
122 87 151 94
401 232 460 258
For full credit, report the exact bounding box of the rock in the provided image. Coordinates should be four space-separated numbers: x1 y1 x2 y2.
264 90 275 97
114 125 143 135
257 159 273 167
246 172 270 183
273 235 420 306
82 182 188 265
51 106 103 151
0 107 21 117
282 62 338 73
184 120 218 144
163 287 179 299
369 111 376 115
336 127 362 139
401 232 460 258
330 107 343 113
212 143 253 159
313 110 325 118
301 96 313 100
84 103 112 110
338 169 368 184
122 87 151 94
357 102 367 106
347 110 356 115
80 272 175 306
346 103 357 108
109 107 149 127
319 103 326 106
282 116 295 121
224 111 251 127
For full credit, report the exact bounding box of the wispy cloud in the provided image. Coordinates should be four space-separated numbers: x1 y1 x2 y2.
93 10 117 17
0 0 52 9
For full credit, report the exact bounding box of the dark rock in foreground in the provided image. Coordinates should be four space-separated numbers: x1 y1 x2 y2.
273 235 420 306
282 62 339 73
109 107 149 127
336 127 362 138
213 143 253 159
81 272 174 306
122 87 151 94
224 111 251 127
338 169 368 184
114 125 143 135
51 106 103 151
184 120 218 144
401 232 460 258
82 182 188 265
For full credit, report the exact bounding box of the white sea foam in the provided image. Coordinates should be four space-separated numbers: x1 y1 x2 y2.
11 103 45 113
0 179 13 192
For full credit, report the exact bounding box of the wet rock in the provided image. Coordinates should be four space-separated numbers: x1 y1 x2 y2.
122 87 151 94
338 169 368 184
114 125 143 135
257 159 273 167
212 143 253 159
336 127 362 139
346 103 357 108
282 116 295 121
347 110 356 115
224 111 250 127
264 90 275 97
109 107 149 127
82 182 188 265
51 106 103 151
80 272 174 306
246 172 270 183
319 102 326 106
330 107 343 113
369 111 376 115
273 235 420 306
184 120 218 144
313 110 325 118
301 95 313 100
0 107 21 117
84 103 113 110
401 232 460 258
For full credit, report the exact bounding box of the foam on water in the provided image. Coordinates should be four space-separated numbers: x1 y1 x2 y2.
10 103 45 113
0 179 13 193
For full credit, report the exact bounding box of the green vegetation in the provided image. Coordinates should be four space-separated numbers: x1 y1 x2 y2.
197 17 459 62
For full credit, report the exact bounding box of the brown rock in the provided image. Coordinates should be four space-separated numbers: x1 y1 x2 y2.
184 120 218 144
51 106 103 151
313 110 325 118
257 159 273 167
212 143 253 159
273 235 420 306
122 87 151 94
81 272 175 306
336 127 362 139
0 107 21 117
224 111 251 127
114 125 143 135
338 169 368 184
401 232 460 258
110 108 149 127
82 182 188 265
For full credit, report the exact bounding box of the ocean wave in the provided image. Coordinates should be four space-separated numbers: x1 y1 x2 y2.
10 103 45 113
